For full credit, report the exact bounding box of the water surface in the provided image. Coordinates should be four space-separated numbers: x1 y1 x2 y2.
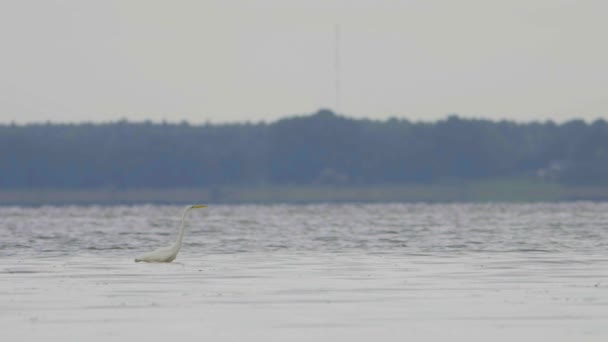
1 203 608 341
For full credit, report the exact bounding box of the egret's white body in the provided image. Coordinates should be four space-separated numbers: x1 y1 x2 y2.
135 204 207 263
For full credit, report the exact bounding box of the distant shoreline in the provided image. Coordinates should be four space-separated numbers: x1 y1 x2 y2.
1 181 608 206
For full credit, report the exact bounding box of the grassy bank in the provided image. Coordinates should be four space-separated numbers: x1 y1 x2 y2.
1 181 607 205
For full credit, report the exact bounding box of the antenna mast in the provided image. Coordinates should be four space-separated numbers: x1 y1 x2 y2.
334 24 341 114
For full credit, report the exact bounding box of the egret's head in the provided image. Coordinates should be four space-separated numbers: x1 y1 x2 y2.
190 204 207 209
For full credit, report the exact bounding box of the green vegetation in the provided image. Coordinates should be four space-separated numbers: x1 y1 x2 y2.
2 181 606 205
1 109 608 204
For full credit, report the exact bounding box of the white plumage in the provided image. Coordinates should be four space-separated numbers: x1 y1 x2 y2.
135 204 207 263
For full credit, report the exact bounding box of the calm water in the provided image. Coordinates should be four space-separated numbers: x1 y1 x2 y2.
1 203 608 341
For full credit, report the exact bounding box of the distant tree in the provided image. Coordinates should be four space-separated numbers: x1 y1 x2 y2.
1 110 608 188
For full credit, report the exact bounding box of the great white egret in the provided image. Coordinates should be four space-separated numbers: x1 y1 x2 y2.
135 204 207 263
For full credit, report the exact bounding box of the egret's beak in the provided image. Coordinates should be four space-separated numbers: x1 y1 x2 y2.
192 204 207 208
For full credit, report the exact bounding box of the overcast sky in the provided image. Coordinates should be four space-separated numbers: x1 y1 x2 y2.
1 0 606 124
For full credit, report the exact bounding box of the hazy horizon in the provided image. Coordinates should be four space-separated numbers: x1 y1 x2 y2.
1 108 606 126
1 0 607 124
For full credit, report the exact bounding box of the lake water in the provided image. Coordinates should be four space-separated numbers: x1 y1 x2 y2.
1 203 608 341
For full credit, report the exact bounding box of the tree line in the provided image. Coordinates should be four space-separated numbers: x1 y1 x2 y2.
1 109 607 189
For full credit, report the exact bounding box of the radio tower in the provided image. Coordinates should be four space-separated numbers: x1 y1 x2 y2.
334 24 341 114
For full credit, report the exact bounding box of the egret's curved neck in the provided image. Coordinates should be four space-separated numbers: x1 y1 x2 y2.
173 206 192 250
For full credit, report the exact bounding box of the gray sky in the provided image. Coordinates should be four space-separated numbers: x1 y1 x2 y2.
1 0 606 124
